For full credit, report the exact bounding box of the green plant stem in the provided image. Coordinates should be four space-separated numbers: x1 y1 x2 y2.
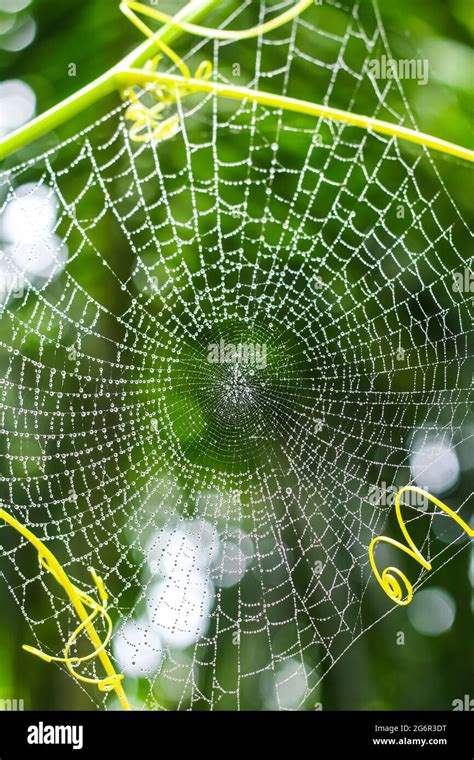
0 0 221 161
116 70 474 162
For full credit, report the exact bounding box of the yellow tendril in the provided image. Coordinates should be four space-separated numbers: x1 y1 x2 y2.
369 486 474 606
120 0 314 44
119 0 312 143
123 54 212 143
0 508 130 710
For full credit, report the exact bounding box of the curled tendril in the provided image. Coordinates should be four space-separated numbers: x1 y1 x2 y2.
24 560 123 692
119 0 312 144
123 56 212 144
380 567 413 605
369 486 474 606
0 507 130 710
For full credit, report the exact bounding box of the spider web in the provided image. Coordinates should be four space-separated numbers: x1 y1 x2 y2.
0 0 473 710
